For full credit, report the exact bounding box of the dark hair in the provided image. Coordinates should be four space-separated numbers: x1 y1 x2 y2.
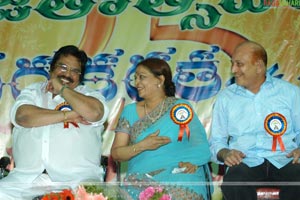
50 45 88 82
137 58 176 97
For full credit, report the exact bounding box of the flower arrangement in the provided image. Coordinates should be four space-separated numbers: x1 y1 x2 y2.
37 184 131 200
37 186 110 200
75 184 131 200
40 189 74 200
75 185 108 200
139 186 172 200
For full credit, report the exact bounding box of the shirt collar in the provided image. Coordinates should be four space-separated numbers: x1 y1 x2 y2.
230 73 274 95
264 73 274 86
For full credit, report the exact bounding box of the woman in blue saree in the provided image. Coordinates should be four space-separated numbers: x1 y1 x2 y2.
111 58 212 200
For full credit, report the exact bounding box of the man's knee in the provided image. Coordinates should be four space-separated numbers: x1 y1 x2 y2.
223 163 253 182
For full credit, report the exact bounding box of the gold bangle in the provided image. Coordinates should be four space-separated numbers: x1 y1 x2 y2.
63 111 67 123
132 145 137 153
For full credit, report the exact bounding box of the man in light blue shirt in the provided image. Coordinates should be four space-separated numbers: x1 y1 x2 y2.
209 41 300 200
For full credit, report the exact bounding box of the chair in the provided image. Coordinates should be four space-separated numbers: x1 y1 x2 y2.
100 155 109 181
101 155 120 182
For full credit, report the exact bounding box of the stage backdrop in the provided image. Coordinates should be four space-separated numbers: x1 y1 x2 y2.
0 0 299 199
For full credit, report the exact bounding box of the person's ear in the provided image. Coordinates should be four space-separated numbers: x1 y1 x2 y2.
255 59 265 73
157 75 165 87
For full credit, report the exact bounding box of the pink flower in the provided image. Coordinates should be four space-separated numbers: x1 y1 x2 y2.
160 194 172 200
155 187 163 193
139 186 156 200
139 186 171 200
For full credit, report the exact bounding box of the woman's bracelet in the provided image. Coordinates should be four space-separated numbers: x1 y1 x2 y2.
132 144 137 153
59 85 69 97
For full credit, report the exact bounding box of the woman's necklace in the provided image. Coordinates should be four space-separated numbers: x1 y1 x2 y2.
144 98 166 123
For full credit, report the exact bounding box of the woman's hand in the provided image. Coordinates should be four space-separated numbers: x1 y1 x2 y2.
142 130 171 150
178 162 199 174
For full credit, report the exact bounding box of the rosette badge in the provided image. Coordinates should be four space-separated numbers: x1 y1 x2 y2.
55 102 79 129
264 112 287 152
170 103 193 141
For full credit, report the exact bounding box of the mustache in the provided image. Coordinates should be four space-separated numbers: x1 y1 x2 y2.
57 75 74 83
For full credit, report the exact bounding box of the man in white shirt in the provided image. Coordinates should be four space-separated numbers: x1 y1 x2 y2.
0 45 109 199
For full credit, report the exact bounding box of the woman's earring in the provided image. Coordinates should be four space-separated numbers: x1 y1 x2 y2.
158 84 161 88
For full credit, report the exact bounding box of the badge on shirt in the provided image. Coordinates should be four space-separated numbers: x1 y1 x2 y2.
55 102 79 128
170 103 193 141
264 112 286 152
